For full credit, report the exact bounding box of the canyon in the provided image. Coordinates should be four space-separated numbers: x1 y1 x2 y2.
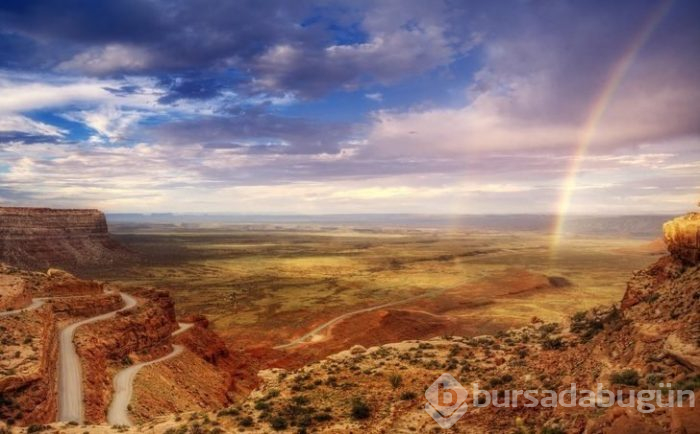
0 266 237 427
0 209 698 433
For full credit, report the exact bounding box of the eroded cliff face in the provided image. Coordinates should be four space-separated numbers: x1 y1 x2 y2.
75 289 179 423
0 266 237 427
0 207 131 270
0 305 58 425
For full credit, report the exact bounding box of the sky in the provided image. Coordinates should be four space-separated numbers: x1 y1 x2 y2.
0 0 698 214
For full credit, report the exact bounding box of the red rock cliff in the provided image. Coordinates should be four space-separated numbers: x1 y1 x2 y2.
0 207 130 270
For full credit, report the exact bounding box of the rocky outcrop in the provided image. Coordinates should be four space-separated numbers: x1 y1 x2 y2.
49 293 124 318
663 212 700 265
75 289 179 423
0 273 30 311
0 207 131 270
0 306 58 425
0 266 239 428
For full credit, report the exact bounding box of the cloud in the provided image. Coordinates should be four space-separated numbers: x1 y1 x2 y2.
365 92 382 102
0 79 114 113
252 1 467 97
0 0 473 98
58 44 153 74
0 0 698 214
151 111 360 155
63 105 145 143
364 1 700 158
0 114 66 137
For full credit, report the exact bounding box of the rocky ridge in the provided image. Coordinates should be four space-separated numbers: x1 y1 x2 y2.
0 207 131 271
0 266 237 427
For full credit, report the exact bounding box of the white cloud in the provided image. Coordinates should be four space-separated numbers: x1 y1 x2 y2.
63 105 145 142
365 92 383 102
0 81 113 113
0 115 67 137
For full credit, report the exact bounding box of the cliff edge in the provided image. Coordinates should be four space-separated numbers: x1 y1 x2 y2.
0 207 131 270
663 212 700 265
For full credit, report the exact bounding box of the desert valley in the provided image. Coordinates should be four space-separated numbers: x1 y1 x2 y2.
0 207 698 433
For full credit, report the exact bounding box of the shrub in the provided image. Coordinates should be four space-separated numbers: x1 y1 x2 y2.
673 374 700 392
270 416 288 430
217 407 239 417
350 397 371 420
254 400 271 411
400 391 417 400
314 412 333 422
539 323 559 336
610 369 640 386
291 395 310 406
238 416 254 427
646 373 663 387
541 336 564 350
388 373 403 389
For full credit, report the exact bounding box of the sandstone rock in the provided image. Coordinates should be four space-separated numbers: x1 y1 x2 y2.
350 344 367 354
0 207 132 270
663 212 700 265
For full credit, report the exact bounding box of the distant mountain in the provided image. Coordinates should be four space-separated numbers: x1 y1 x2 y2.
106 213 674 238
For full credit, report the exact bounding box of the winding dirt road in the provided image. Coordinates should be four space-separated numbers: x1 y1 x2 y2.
273 294 430 349
0 298 46 317
106 322 193 426
58 292 137 423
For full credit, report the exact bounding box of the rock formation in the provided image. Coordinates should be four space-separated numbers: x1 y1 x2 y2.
663 212 700 265
0 207 131 270
0 268 237 426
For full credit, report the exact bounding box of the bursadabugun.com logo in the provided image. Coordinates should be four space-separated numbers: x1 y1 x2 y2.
424 373 695 429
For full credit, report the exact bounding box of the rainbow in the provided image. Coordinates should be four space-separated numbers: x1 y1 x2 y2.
550 0 673 250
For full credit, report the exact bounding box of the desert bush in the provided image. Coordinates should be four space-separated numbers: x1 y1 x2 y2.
270 415 288 431
388 373 403 389
254 400 271 411
610 369 640 386
163 425 188 434
238 416 254 427
539 323 559 336
541 336 564 350
350 397 371 420
673 374 700 392
265 389 280 399
314 412 333 422
646 373 663 387
400 391 417 400
291 395 310 406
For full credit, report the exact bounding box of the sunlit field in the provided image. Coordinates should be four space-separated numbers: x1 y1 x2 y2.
79 224 662 349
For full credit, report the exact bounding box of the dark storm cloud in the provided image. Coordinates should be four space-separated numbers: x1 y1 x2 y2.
0 0 312 76
156 73 245 104
103 85 142 97
0 0 467 98
0 131 62 144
